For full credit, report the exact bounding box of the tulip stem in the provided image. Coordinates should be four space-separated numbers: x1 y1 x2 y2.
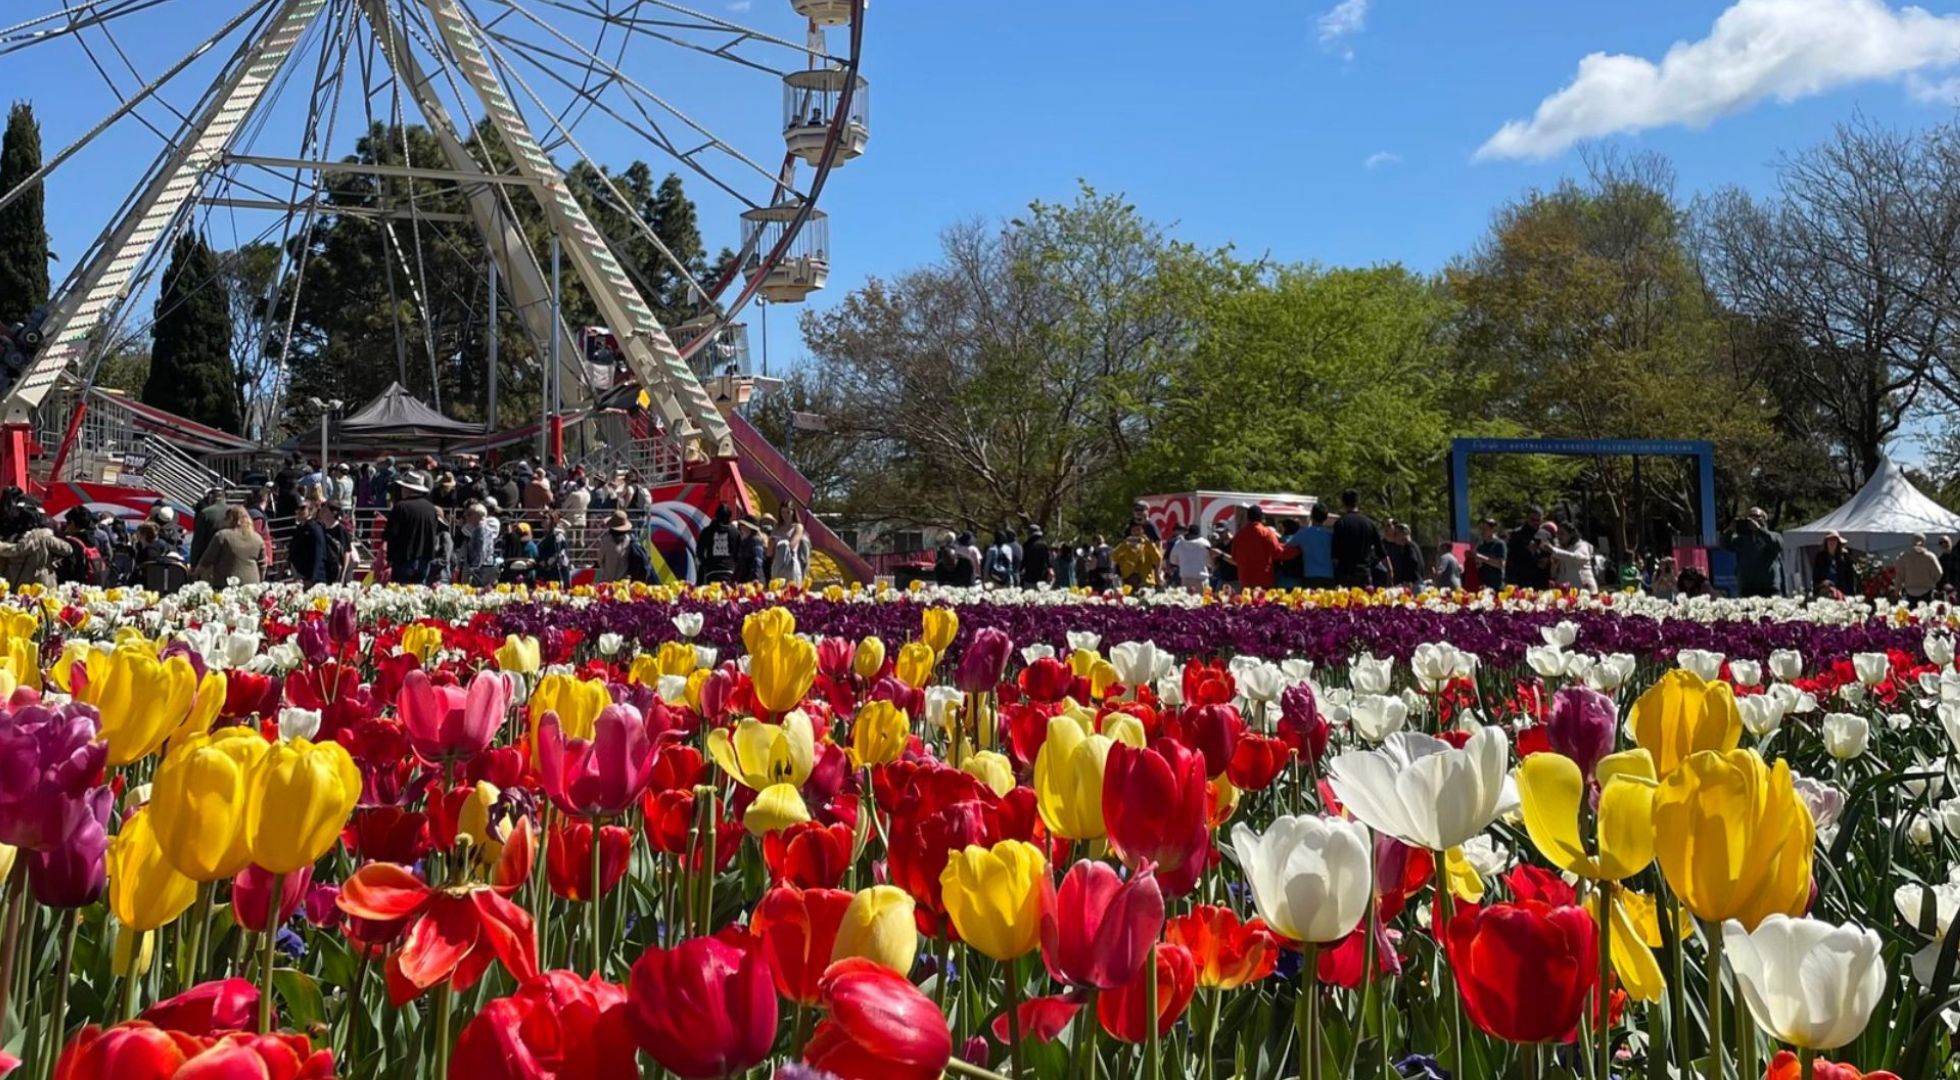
1595 883 1613 1080
432 984 454 1080
1199 987 1218 1080
1436 885 1466 1073
1298 941 1320 1080
589 815 605 976
1798 1047 1816 1080
1146 952 1162 1080
182 883 213 992
1075 987 1101 1080
258 871 284 1034
38 912 77 1080
0 859 25 1038
1003 955 1026 1077
1704 920 1725 1080
694 785 718 937
945 1059 1015 1080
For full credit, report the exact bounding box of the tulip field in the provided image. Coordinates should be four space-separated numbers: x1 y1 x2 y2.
5 580 1960 1079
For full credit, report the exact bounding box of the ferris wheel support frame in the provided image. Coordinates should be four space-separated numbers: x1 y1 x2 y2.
0 0 332 489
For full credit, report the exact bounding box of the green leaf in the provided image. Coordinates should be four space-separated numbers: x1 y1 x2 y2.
272 967 327 1030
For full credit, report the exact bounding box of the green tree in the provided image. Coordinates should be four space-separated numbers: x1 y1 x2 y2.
221 241 281 438
144 232 240 432
0 103 50 327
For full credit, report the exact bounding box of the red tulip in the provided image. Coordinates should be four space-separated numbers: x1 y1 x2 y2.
220 671 282 721
1181 659 1235 706
450 970 639 1080
884 766 999 931
335 863 538 999
544 819 631 903
1504 864 1577 907
138 979 259 1036
343 806 433 865
1042 860 1164 991
804 958 952 1080
1174 703 1243 778
1444 899 1597 1044
1097 942 1197 1043
763 820 856 889
1764 1050 1903 1080
624 928 778 1079
399 669 508 765
232 864 312 933
536 706 656 817
817 637 856 679
52 1024 335 1080
1165 904 1278 990
1018 659 1075 704
751 886 854 1003
648 743 707 794
1225 732 1290 791
1102 740 1210 896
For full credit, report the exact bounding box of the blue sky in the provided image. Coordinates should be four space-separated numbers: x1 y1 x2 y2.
15 0 1960 376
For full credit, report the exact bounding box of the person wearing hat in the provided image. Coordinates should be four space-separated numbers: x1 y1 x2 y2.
1811 530 1858 598
294 499 350 585
1897 532 1945 605
330 463 355 508
1722 506 1784 598
735 516 767 585
385 470 440 586
595 509 651 584
1020 523 1052 588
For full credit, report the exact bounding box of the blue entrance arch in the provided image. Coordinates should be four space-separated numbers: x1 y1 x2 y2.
1449 438 1717 546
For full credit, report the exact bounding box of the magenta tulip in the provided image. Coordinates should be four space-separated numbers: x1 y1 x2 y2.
1546 686 1617 778
26 786 110 908
328 599 359 647
0 702 107 851
1042 860 1165 991
537 704 656 817
954 629 1013 694
399 669 508 765
296 619 330 666
232 864 313 933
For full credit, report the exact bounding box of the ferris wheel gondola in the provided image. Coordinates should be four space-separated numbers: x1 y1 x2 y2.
0 0 867 484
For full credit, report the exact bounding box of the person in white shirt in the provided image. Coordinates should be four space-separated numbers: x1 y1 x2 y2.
330 464 355 507
1168 524 1213 592
1543 521 1599 592
559 478 590 528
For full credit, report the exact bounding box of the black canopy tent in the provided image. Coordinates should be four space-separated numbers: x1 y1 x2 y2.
284 383 487 457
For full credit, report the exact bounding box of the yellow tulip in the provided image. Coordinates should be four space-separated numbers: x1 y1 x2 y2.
854 636 887 680
894 641 937 689
708 712 816 790
455 781 501 850
107 808 197 932
751 635 817 715
400 624 443 663
961 750 1016 797
1517 748 1658 881
743 607 797 656
149 727 269 882
86 646 197 767
0 841 14 883
940 840 1050 962
495 634 541 674
529 673 612 744
0 633 37 692
1033 713 1112 840
113 927 155 978
1631 670 1741 777
834 885 919 975
743 782 811 835
684 668 713 712
166 670 229 748
1653 748 1814 930
1066 648 1101 679
1442 847 1485 902
244 738 362 875
921 608 959 656
655 641 698 678
48 641 100 694
851 701 910 767
1607 891 1666 1003
1100 711 1147 749
1088 659 1121 701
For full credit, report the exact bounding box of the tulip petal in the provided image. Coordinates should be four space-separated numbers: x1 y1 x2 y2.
1595 775 1658 881
1517 753 1591 876
336 864 432 921
1608 894 1665 1003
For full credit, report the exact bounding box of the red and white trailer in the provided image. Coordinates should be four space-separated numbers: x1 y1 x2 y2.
1137 491 1318 538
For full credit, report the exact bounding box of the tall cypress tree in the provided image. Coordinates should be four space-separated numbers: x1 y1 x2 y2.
0 103 50 327
144 232 240 432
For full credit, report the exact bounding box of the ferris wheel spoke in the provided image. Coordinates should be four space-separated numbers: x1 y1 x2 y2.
0 0 175 54
538 0 843 66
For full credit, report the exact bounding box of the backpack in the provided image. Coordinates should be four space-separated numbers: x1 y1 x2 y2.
58 536 106 586
625 538 652 583
288 524 318 579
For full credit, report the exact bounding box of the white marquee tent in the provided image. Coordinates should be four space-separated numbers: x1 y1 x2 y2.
1781 462 1960 588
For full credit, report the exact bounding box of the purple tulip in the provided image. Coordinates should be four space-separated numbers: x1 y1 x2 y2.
536 704 656 817
0 703 107 851
1547 686 1618 778
328 599 359 647
26 786 110 908
296 620 330 666
158 640 208 681
398 668 508 764
304 883 342 929
954 628 1013 694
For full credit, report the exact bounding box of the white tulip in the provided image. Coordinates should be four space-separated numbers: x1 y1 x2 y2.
1411 643 1463 692
1458 833 1511 877
1109 641 1173 687
1889 712 1914 733
695 646 720 671
1349 654 1394 696
1541 620 1579 648
1561 653 1596 684
1154 675 1184 709
1929 631 1957 668
1066 631 1101 655
1727 660 1762 688
1237 662 1285 705
597 632 623 657
1902 755 1949 800
1736 695 1785 738
1768 649 1805 682
1941 701 1960 757
1723 915 1885 1050
221 629 261 670
1791 775 1845 836
1852 652 1891 687
1897 881 1960 985
1525 645 1568 680
1676 649 1726 683
924 686 963 733
672 612 704 639
1940 796 1960 839
1910 813 1937 847
1021 644 1056 665
278 707 322 742
1838 683 1867 708
1921 672 1946 699
1279 658 1315 686
1823 713 1870 760
1349 694 1409 742
1587 654 1637 693
1229 815 1373 944
1326 727 1517 852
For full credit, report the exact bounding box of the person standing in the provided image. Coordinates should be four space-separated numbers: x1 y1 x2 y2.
1896 533 1944 604
1330 490 1385 588
596 510 650 584
1020 525 1053 588
194 506 265 587
300 501 351 585
1383 521 1425 588
1169 523 1213 593
772 510 812 587
736 517 767 584
1112 520 1162 588
1432 540 1464 591
694 504 739 585
188 487 232 570
1472 518 1508 591
984 529 1020 588
1722 507 1784 599
1232 505 1295 590
1125 501 1162 544
330 464 356 508
560 475 590 529
1811 532 1858 597
1297 505 1335 588
1543 521 1599 592
523 468 554 511
384 471 440 585
1506 506 1547 590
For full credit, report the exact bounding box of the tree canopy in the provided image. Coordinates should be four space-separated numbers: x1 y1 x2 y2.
143 233 239 433
0 103 50 327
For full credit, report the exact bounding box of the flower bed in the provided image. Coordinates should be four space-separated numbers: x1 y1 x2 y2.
0 580 1953 1079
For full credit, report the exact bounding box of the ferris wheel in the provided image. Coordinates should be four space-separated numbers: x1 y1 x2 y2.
0 0 868 462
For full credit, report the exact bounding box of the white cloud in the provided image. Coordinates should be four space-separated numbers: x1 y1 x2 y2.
1363 151 1401 169
1478 0 1960 161
726 0 753 11
1317 0 1369 57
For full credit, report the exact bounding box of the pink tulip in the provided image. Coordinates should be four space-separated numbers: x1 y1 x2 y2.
399 669 508 765
537 704 656 817
232 864 313 933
